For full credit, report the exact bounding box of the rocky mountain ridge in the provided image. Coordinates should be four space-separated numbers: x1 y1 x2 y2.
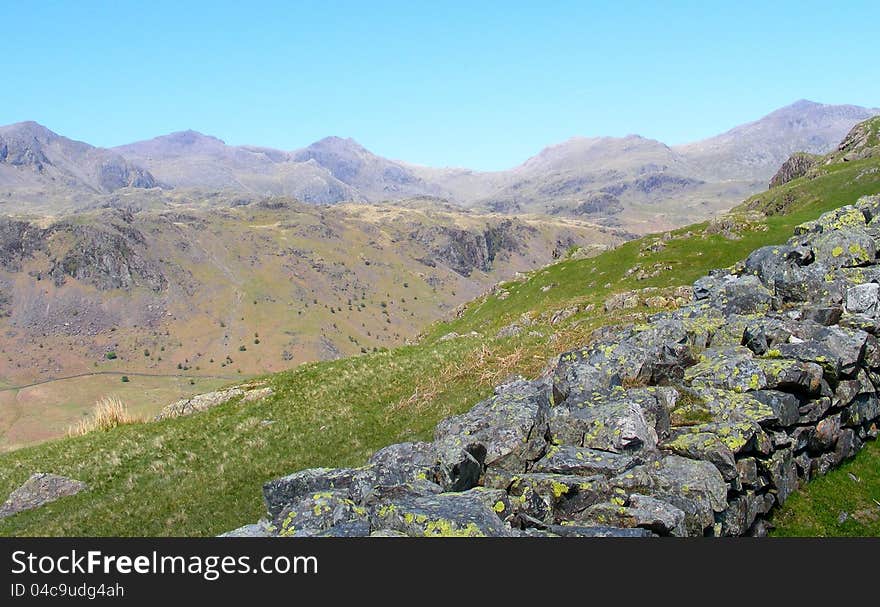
3 101 877 232
0 121 158 196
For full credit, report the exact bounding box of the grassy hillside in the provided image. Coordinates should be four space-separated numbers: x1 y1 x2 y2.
1 134 879 536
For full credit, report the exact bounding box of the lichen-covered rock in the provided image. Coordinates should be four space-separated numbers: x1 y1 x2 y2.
693 274 775 315
549 391 659 453
609 455 727 535
803 228 876 269
263 467 374 519
314 520 372 537
794 205 869 235
577 493 687 536
845 283 880 316
661 432 737 481
688 385 778 428
371 492 513 537
542 524 655 537
841 391 880 429
219 521 274 537
0 473 88 519
777 325 867 379
274 489 370 537
685 347 768 392
759 449 799 505
750 390 802 427
433 378 549 490
504 473 610 523
757 358 823 394
367 441 439 487
530 445 639 477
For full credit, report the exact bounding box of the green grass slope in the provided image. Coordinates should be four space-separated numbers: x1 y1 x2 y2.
1 124 879 537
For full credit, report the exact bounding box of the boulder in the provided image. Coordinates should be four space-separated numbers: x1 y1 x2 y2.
549 392 659 453
845 283 880 316
576 494 687 536
778 326 867 379
804 228 875 269
274 490 369 537
610 455 727 534
263 467 374 519
433 379 549 490
371 492 513 537
0 473 87 519
661 432 737 481
530 445 639 477
693 274 775 315
750 390 802 427
759 449 799 505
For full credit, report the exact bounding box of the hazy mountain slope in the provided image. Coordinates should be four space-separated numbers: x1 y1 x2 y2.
115 131 361 203
0 122 157 203
413 102 878 230
0 197 624 449
291 137 448 201
676 99 880 181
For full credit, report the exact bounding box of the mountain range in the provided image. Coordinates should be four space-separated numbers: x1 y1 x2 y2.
2 100 877 232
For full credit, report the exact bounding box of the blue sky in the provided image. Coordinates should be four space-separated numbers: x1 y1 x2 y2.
3 0 877 170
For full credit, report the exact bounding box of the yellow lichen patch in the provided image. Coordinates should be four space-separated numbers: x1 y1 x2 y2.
424 519 486 537
551 481 571 499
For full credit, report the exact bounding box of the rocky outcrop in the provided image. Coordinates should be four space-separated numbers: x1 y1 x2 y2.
0 473 87 519
226 195 880 538
411 220 535 277
155 384 273 420
836 116 880 161
0 215 166 292
47 222 166 291
0 217 45 271
769 152 821 188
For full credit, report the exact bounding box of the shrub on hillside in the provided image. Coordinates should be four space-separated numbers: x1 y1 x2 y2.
67 396 143 437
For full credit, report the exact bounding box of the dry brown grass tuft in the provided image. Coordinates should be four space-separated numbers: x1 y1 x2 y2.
68 396 144 437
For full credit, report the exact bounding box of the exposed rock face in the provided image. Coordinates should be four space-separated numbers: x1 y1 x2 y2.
836 116 880 160
0 218 45 271
769 152 821 188
411 220 534 277
0 473 87 519
0 214 166 292
227 195 880 537
572 192 623 216
47 222 166 291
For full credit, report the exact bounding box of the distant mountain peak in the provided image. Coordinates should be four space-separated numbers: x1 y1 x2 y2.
0 121 158 194
0 120 62 142
787 99 821 109
161 130 225 145
302 136 367 154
